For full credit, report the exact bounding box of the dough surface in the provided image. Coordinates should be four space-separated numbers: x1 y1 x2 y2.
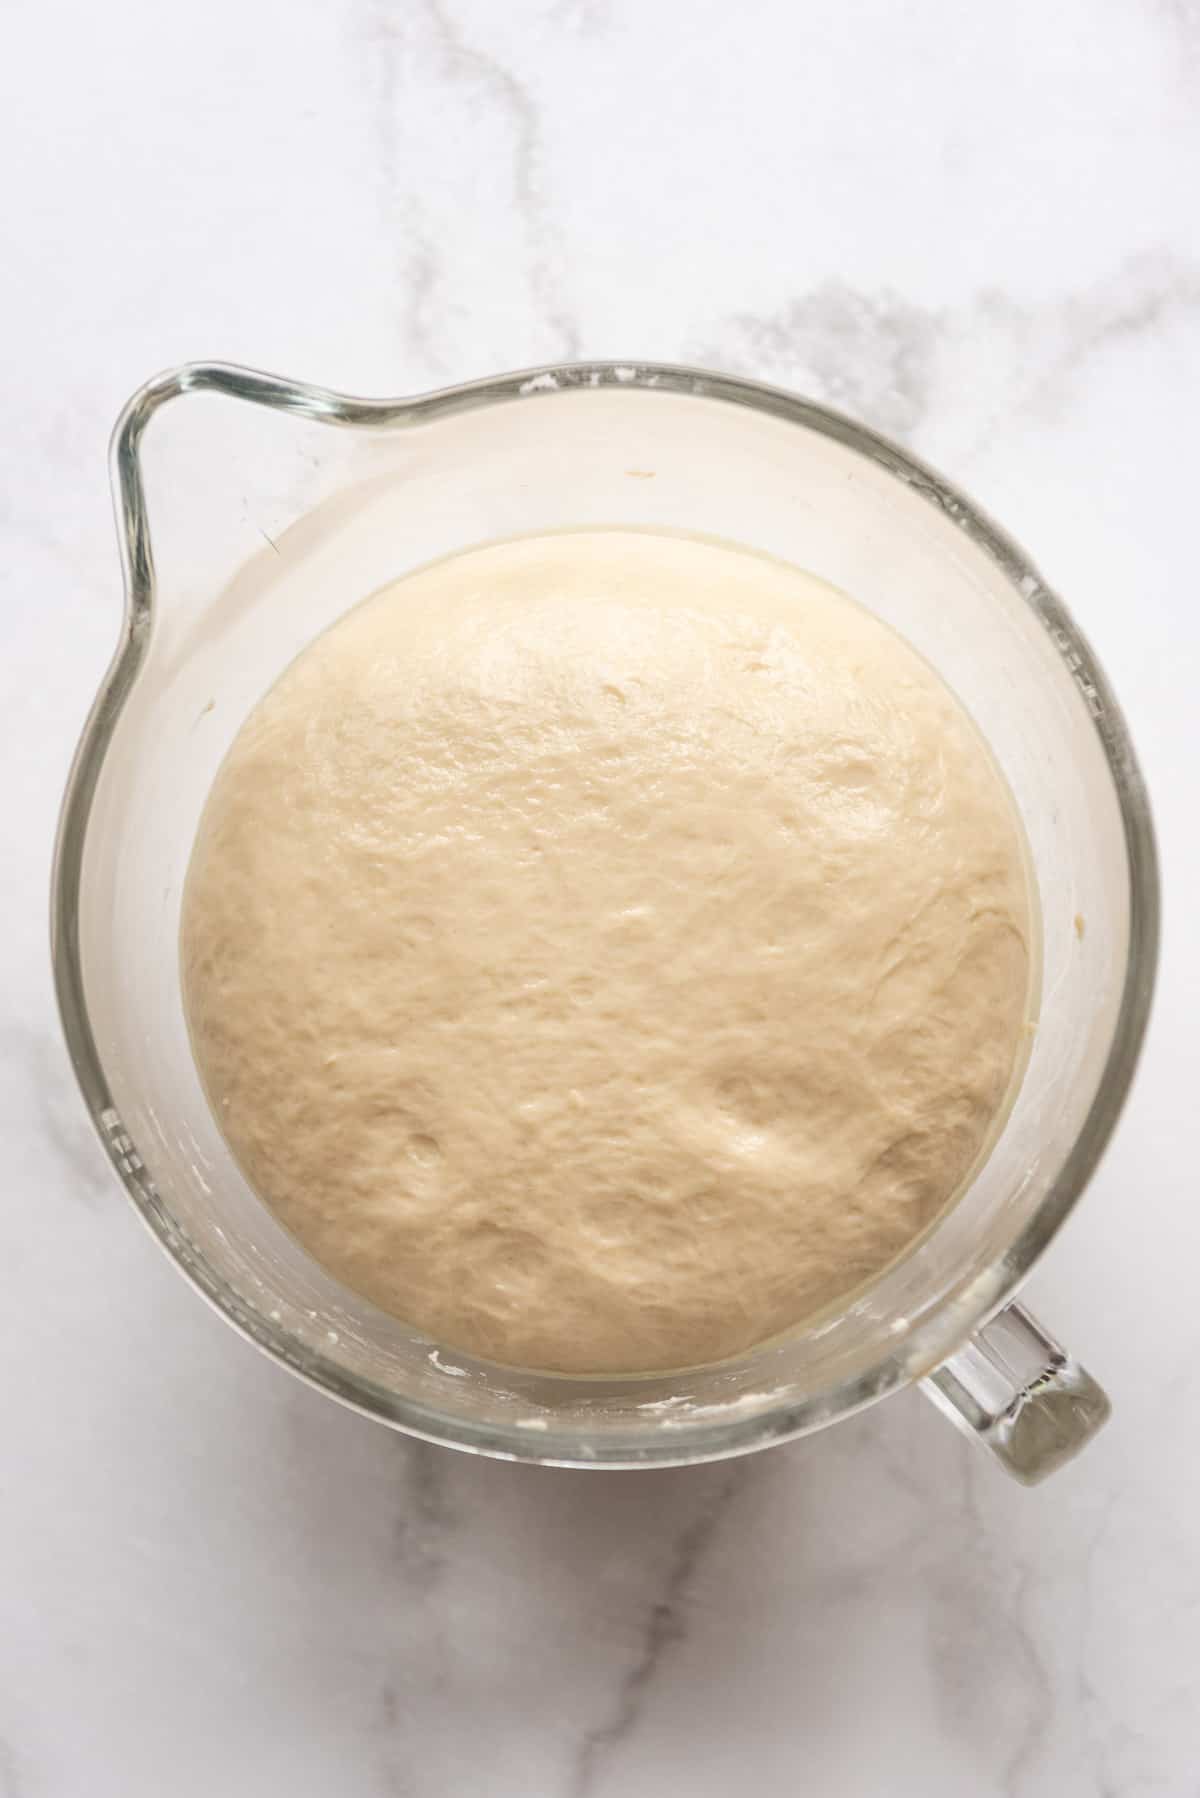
181 530 1035 1375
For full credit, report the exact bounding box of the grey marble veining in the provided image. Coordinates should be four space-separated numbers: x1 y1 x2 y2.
702 284 939 437
702 253 1200 465
3 1 1199 1793
353 0 582 383
568 1463 747 1797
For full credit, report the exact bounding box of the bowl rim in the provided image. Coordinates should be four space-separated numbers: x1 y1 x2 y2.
50 357 1161 1467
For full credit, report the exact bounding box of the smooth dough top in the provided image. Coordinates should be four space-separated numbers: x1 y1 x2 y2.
181 530 1035 1375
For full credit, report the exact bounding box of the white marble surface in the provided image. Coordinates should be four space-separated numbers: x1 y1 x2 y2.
3 1 1199 1792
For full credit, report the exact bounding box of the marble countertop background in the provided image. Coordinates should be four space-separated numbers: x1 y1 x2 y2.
3 2 1199 1792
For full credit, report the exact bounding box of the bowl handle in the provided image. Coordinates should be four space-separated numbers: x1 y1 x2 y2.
920 1301 1110 1485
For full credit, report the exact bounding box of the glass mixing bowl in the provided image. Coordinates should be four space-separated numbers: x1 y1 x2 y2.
52 361 1158 1483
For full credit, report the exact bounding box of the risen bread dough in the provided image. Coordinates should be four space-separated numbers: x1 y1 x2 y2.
182 530 1034 1375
